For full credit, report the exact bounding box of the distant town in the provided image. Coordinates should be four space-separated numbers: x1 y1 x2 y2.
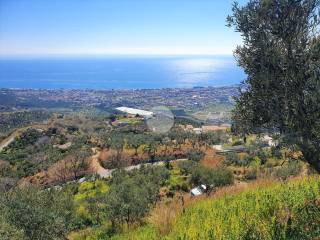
0 86 238 112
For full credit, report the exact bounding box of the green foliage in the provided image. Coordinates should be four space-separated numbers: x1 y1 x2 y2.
74 180 109 227
224 146 270 167
178 160 198 175
0 129 91 179
275 161 302 180
111 225 158 240
186 149 205 162
0 216 25 240
106 166 170 226
224 152 244 166
167 177 320 240
0 110 52 136
191 166 234 188
126 133 145 155
174 116 203 128
106 177 151 226
244 168 258 180
228 0 320 171
0 186 75 240
168 167 189 192
6 128 43 150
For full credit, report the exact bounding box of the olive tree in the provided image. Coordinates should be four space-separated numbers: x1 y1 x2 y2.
227 0 320 172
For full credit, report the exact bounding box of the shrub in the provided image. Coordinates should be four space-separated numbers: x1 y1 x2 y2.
106 166 170 226
275 161 302 180
186 149 205 162
74 180 109 227
191 166 234 188
244 168 257 180
249 156 261 168
178 160 198 175
224 152 247 166
284 199 320 238
0 186 75 240
0 216 25 240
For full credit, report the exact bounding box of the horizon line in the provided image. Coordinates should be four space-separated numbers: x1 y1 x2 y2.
0 53 235 59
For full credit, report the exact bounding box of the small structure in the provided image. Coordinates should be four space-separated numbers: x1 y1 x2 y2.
116 107 154 118
190 184 207 196
193 128 202 134
262 135 277 147
212 145 223 151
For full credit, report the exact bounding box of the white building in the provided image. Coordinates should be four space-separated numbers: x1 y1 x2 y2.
116 107 154 118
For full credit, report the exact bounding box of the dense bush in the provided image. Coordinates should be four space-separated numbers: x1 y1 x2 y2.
244 168 257 180
275 161 302 180
105 166 170 227
0 130 91 179
0 110 52 135
224 152 243 166
190 166 234 188
74 180 109 227
178 160 198 175
186 149 205 162
0 186 75 240
6 128 43 150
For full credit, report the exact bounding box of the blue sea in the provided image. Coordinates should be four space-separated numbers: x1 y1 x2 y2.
0 55 245 89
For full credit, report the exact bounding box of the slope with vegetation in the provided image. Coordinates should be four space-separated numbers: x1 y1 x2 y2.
111 176 320 240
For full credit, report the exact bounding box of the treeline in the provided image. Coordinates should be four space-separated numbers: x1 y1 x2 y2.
0 186 75 240
0 110 52 136
99 128 228 168
0 127 92 183
0 166 170 240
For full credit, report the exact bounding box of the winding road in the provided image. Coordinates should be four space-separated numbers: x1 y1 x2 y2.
90 147 187 178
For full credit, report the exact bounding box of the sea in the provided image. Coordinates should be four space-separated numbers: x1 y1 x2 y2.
0 55 245 89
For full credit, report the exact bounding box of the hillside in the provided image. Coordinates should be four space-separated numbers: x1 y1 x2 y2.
112 176 320 240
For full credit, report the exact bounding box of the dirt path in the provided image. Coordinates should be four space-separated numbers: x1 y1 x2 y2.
0 136 15 152
0 127 28 152
90 147 187 178
0 118 56 152
90 148 114 178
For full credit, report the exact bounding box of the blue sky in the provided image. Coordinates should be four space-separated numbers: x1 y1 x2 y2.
0 0 247 56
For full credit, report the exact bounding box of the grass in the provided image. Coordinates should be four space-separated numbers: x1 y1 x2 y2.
113 176 320 240
111 226 158 240
167 176 320 240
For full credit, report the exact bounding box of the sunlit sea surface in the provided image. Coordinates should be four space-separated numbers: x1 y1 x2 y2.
0 56 245 89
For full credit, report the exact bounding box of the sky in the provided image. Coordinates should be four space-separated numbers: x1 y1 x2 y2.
0 0 247 57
